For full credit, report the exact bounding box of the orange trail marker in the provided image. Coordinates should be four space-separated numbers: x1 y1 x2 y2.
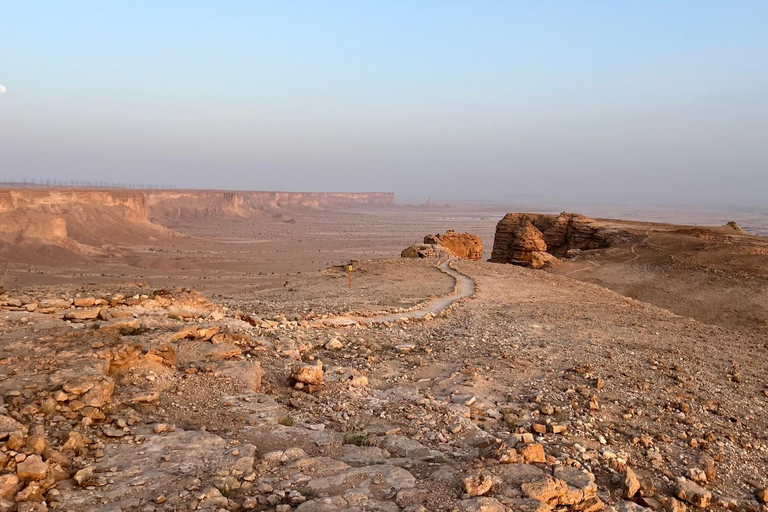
348 264 353 289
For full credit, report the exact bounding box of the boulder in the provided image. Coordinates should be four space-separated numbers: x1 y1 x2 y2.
64 308 101 322
423 231 483 260
401 244 448 259
16 456 48 481
675 479 711 508
289 361 324 391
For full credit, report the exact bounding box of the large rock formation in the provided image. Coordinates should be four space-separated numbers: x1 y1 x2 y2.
423 231 483 261
402 231 483 261
490 212 633 268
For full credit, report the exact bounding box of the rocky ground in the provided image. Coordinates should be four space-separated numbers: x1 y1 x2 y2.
1 256 767 512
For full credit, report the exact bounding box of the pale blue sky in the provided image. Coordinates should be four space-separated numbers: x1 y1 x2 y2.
1 1 766 203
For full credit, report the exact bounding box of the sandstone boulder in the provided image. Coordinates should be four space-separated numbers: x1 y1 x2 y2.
402 231 483 260
423 231 483 260
401 244 449 259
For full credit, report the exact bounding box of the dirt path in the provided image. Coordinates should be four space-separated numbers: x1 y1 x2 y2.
563 259 601 275
320 258 476 326
624 230 653 264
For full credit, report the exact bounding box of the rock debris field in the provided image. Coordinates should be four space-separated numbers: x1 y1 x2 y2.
1 256 768 512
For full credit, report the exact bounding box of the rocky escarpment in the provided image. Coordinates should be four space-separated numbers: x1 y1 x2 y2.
147 191 396 224
0 188 396 263
490 213 634 268
0 189 169 262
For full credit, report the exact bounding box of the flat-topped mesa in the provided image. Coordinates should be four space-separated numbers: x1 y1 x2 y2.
402 230 483 260
490 212 633 268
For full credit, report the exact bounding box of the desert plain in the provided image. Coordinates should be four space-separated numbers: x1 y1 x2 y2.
1 186 767 512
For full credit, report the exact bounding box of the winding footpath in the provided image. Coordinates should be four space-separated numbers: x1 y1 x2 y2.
319 258 476 327
624 229 653 264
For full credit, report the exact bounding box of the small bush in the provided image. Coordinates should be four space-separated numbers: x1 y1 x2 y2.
278 416 296 427
343 431 378 447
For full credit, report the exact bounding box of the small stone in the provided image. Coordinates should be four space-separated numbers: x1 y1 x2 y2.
451 395 477 406
325 338 343 351
0 474 20 499
16 456 48 481
676 478 711 508
74 467 94 487
663 497 687 512
688 468 707 483
623 467 641 499
289 361 324 388
463 473 499 497
519 443 546 464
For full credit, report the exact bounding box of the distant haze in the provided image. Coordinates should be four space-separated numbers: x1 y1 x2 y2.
1 2 767 205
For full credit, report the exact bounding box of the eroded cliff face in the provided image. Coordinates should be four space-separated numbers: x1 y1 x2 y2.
0 188 396 263
147 191 395 223
0 189 160 251
490 212 634 267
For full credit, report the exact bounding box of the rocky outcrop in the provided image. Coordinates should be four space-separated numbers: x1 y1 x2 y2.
725 221 747 234
490 212 633 268
403 231 483 260
423 230 483 260
401 244 451 259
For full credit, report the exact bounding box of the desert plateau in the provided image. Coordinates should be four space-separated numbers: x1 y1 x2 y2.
0 186 767 512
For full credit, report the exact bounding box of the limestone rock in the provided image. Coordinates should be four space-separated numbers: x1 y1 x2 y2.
519 443 546 463
304 464 416 498
0 415 27 437
463 473 499 497
16 456 48 481
73 297 96 307
98 318 141 334
64 308 101 322
289 361 324 391
377 435 431 459
455 497 506 512
623 467 641 499
0 475 20 499
675 479 711 508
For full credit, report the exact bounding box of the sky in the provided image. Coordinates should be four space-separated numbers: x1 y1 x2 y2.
1 1 767 204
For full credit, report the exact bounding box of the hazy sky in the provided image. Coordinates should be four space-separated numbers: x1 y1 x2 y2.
1 1 767 204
